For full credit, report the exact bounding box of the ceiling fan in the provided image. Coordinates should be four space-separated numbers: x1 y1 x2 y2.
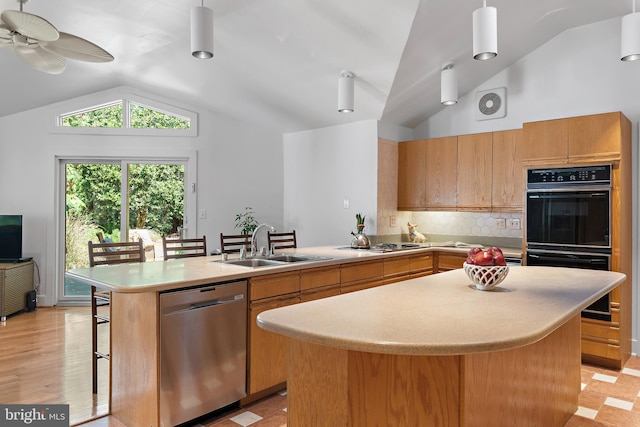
0 0 113 74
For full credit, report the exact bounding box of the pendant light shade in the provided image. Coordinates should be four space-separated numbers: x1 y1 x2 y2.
441 64 458 106
191 3 213 59
338 71 355 113
621 2 640 61
473 1 497 60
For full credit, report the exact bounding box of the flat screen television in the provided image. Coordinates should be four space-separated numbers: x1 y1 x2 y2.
0 215 23 261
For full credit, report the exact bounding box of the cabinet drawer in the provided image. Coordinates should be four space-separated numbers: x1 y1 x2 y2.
341 261 384 283
581 320 620 343
383 257 412 276
341 278 384 294
581 338 621 361
300 267 341 291
250 271 300 301
436 253 466 272
301 284 341 302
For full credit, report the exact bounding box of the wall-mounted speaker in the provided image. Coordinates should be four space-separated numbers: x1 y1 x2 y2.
475 87 506 120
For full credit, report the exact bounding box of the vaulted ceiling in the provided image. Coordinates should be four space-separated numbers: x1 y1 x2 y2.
0 0 632 134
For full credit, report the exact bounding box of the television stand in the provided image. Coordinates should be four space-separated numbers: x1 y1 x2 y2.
0 260 34 321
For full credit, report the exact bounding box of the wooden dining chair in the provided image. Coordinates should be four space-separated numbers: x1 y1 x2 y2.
88 239 145 394
268 230 297 250
162 235 207 260
220 233 252 254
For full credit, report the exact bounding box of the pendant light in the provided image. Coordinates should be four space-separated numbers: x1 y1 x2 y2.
441 64 458 106
621 0 640 61
473 0 497 60
191 1 214 59
338 70 355 113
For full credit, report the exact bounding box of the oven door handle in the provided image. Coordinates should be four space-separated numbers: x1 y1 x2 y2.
528 253 608 267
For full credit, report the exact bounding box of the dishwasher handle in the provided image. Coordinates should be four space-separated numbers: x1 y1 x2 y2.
163 294 245 316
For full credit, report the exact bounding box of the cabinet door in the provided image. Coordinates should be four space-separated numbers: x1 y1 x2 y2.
457 133 492 210
398 140 427 210
249 271 300 301
522 118 568 164
436 252 466 273
492 129 523 211
340 260 384 294
425 137 457 209
248 293 300 394
568 112 621 162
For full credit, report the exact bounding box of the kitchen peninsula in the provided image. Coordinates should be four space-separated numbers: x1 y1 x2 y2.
66 246 622 427
257 267 625 427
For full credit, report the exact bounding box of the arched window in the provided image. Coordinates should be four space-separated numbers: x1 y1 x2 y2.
51 90 197 136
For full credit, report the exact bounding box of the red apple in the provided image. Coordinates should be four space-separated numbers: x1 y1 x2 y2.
474 250 494 266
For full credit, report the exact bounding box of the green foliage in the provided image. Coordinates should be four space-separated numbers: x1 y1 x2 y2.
130 103 190 129
65 213 101 270
62 103 123 127
60 102 190 129
235 207 258 235
66 163 185 241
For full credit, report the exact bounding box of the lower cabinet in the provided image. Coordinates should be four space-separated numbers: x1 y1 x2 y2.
248 293 300 394
435 252 467 273
383 253 433 284
340 260 384 293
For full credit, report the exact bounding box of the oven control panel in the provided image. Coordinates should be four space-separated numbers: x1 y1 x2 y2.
527 164 610 186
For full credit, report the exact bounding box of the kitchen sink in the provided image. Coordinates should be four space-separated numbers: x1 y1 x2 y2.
268 255 329 263
220 258 285 267
215 255 331 267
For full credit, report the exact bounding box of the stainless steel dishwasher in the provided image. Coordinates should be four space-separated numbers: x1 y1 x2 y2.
160 280 247 427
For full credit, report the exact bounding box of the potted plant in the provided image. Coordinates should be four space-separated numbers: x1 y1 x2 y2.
355 212 366 234
235 207 258 235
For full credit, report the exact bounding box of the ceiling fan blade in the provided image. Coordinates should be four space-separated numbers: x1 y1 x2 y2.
1 10 59 42
13 45 66 74
41 32 113 63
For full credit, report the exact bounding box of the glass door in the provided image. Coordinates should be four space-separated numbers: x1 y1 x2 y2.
61 159 187 302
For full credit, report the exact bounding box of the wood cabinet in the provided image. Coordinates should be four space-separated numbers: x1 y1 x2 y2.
523 112 624 165
248 293 299 394
248 272 300 394
457 133 493 211
0 261 34 321
435 252 466 273
383 253 433 284
397 137 457 210
340 260 384 294
398 131 522 212
492 129 523 211
300 266 341 302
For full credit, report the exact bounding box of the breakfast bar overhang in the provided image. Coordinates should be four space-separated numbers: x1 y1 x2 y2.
257 266 625 427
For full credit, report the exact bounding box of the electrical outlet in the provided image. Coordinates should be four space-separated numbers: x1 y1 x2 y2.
389 215 397 227
507 218 521 230
495 218 506 230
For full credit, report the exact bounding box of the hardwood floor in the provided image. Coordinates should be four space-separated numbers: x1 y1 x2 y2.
0 306 109 426
2 306 638 427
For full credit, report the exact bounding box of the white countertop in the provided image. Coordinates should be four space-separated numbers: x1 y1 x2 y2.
257 266 624 356
66 245 522 293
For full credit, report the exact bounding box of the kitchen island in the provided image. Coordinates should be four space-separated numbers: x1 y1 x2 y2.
257 266 625 427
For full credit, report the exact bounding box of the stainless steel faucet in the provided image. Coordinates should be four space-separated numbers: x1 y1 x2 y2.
250 223 275 257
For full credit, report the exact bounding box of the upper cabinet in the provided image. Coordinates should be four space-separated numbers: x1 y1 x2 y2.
398 137 457 210
523 112 624 165
457 133 493 211
398 131 522 212
492 129 523 211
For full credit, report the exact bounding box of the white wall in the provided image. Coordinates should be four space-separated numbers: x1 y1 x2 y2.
283 120 379 247
414 17 639 355
0 87 283 306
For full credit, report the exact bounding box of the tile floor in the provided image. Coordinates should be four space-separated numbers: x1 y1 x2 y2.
79 357 640 427
200 357 640 427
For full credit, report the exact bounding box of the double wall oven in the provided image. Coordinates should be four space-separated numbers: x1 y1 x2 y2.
526 164 612 321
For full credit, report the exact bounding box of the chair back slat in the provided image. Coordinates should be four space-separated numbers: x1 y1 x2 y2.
267 230 297 250
88 239 145 267
220 233 252 254
163 236 207 260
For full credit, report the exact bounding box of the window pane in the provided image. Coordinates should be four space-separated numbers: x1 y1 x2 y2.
61 102 123 128
130 103 191 129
